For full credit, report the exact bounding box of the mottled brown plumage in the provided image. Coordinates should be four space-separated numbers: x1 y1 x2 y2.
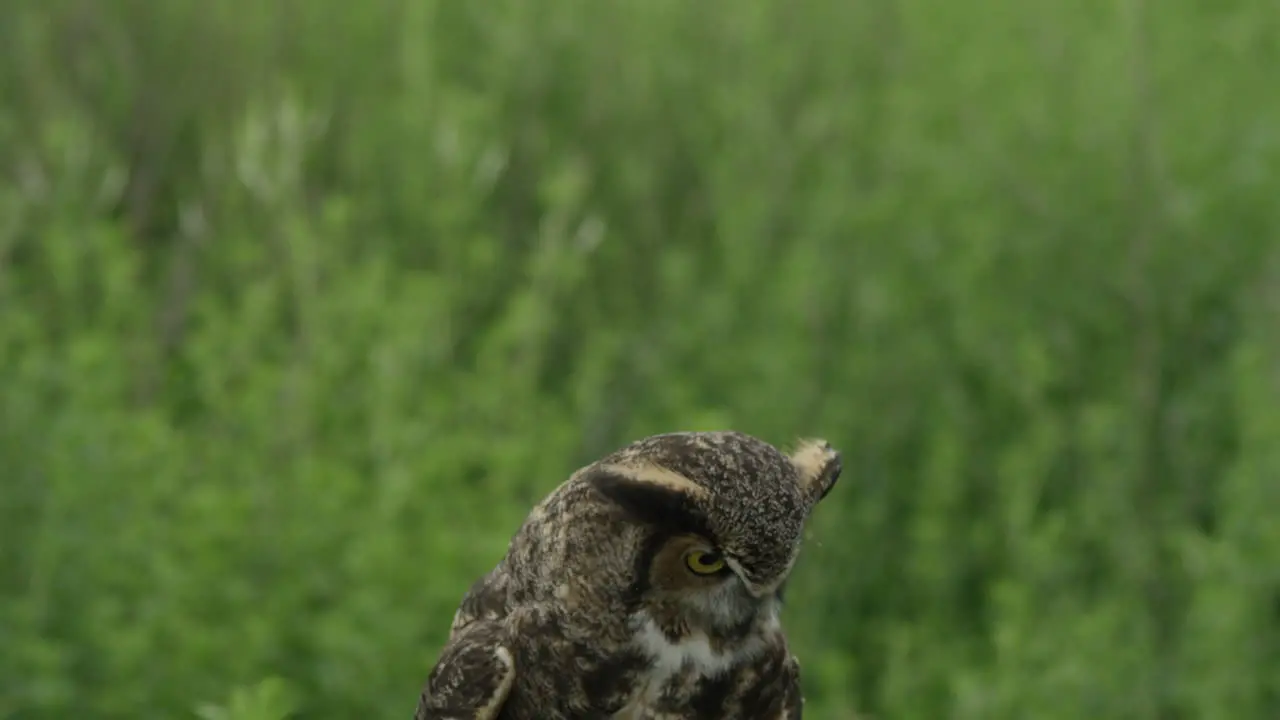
414 430 841 720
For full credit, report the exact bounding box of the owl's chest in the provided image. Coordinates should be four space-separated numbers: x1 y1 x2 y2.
610 620 758 719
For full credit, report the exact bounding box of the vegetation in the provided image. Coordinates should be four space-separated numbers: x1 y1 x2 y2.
1 0 1278 717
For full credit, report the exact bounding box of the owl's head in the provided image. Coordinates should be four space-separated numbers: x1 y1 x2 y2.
583 431 841 632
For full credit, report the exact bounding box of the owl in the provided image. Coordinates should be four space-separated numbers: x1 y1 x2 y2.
414 430 842 720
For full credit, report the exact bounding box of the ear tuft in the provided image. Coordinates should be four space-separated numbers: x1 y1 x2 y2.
789 438 841 504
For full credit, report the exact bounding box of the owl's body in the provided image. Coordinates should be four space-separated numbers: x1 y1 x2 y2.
416 431 841 720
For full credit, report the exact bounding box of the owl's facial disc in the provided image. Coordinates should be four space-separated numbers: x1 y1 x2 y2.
647 534 761 632
650 535 733 591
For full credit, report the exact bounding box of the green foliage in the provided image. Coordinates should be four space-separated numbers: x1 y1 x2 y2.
196 678 300 720
1 0 1278 717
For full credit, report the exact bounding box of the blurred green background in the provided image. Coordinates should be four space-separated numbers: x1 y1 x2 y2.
2 0 1278 718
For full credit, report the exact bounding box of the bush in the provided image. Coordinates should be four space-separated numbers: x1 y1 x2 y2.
1 0 1277 717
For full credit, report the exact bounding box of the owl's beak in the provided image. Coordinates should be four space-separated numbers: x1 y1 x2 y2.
726 557 783 598
743 577 784 599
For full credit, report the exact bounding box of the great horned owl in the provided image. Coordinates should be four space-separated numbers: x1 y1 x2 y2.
415 430 841 719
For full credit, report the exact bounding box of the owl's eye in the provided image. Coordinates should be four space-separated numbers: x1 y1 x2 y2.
684 549 726 575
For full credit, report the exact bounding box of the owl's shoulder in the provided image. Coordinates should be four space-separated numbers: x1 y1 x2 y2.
415 615 515 720
450 566 513 634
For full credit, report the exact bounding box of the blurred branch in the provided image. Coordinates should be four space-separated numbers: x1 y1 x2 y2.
1124 0 1165 491
136 200 207 405
1125 0 1178 711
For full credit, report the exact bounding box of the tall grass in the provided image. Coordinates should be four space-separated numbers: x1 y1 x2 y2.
1 0 1278 717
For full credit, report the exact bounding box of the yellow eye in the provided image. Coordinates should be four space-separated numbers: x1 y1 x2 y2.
684 550 726 575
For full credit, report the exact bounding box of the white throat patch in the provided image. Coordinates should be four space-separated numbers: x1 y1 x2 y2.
634 612 774 680
615 612 778 719
637 618 734 679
